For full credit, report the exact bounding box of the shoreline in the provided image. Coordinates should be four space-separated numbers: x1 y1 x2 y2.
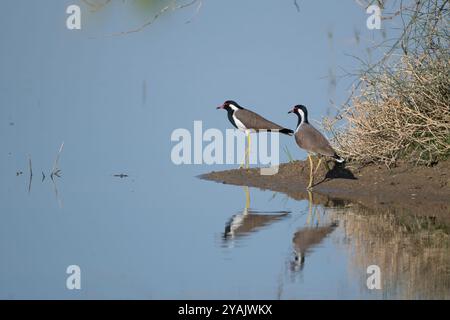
199 160 450 221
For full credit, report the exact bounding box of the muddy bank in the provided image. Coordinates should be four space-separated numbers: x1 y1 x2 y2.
200 160 450 221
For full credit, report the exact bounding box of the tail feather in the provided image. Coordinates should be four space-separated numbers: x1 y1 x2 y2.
280 128 294 136
333 153 345 163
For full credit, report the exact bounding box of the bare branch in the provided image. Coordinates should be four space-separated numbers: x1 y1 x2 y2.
106 0 201 37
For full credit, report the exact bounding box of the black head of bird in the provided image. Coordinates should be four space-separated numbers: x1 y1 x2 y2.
216 100 242 111
217 99 294 136
288 104 309 124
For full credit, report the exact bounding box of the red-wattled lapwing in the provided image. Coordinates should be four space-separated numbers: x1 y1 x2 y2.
223 186 289 242
288 105 344 190
217 100 294 168
292 222 338 271
291 191 337 271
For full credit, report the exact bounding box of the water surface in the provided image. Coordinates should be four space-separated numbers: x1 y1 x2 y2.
1 0 448 299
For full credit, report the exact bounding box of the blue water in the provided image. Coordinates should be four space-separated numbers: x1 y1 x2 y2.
1 1 447 299
0 164 379 299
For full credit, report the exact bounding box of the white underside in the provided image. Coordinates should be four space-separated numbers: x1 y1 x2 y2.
232 113 250 133
227 214 245 238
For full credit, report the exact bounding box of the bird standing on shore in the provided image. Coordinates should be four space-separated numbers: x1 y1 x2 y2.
288 104 344 190
217 100 293 168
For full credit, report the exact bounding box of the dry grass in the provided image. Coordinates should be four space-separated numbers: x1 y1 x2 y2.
325 0 450 166
329 54 450 166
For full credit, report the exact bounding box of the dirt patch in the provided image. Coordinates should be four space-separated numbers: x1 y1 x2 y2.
200 159 450 221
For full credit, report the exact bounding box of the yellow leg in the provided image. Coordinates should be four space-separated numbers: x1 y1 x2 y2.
313 157 323 176
239 135 248 169
306 190 313 225
238 132 251 169
244 186 250 212
324 159 331 171
307 154 314 190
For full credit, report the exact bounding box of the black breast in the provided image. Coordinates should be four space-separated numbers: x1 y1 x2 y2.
227 110 238 129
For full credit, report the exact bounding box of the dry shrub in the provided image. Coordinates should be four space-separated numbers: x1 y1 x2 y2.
333 54 450 165
325 0 450 166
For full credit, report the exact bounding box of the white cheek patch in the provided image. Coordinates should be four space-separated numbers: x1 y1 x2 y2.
298 109 305 122
295 109 305 132
229 104 239 111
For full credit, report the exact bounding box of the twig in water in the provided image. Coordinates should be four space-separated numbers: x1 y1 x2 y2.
51 176 63 208
104 0 201 37
51 142 64 180
185 0 203 24
49 142 64 208
294 0 300 12
28 154 33 194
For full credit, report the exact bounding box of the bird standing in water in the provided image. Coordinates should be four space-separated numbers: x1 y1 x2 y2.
217 100 293 168
288 104 344 189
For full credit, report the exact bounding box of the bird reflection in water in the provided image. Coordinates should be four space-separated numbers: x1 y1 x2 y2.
291 191 338 272
223 186 290 246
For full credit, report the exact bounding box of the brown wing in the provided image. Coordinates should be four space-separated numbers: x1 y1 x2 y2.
235 109 286 131
226 213 288 237
293 224 337 254
295 123 336 156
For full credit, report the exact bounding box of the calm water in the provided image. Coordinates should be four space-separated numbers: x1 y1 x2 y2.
1 1 449 299
1 157 449 299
